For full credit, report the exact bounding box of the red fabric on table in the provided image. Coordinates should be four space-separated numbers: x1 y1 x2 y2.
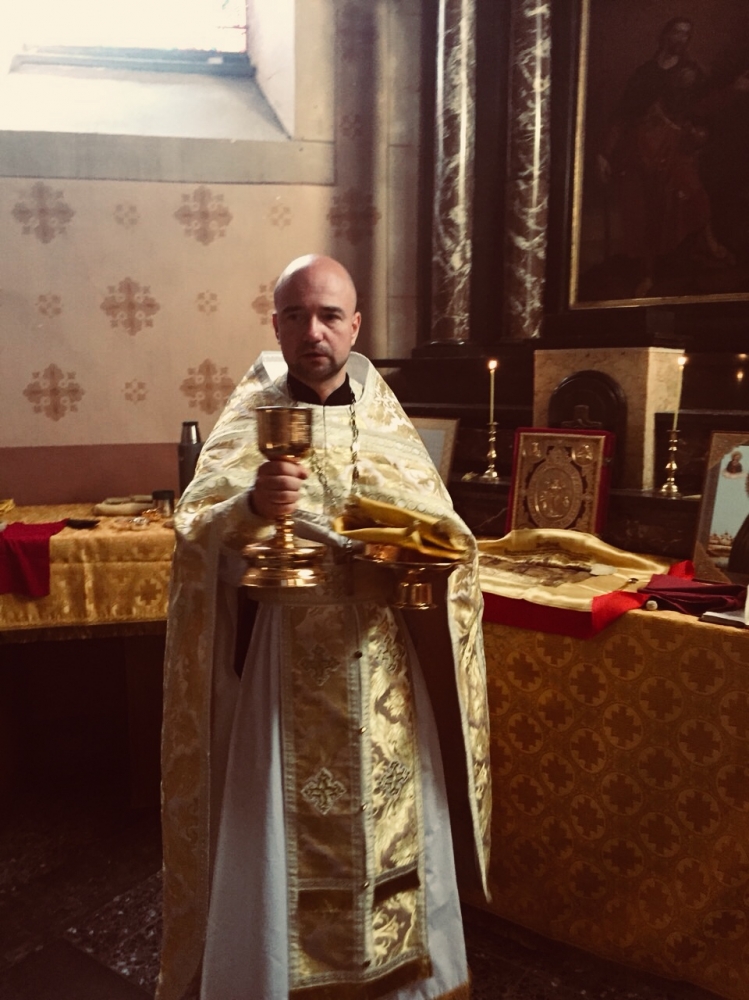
640 561 747 615
482 589 649 639
0 521 66 598
482 560 694 639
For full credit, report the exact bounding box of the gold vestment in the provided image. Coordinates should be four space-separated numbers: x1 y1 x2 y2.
157 353 490 1000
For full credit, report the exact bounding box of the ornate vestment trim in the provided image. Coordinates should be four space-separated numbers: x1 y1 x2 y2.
282 598 429 994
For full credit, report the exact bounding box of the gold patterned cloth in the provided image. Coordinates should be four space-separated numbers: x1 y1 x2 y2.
157 352 490 1000
0 504 173 636
478 530 673 638
467 610 749 1000
478 530 670 611
279 582 431 998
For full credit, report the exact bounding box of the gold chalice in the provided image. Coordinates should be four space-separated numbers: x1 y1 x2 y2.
241 406 327 588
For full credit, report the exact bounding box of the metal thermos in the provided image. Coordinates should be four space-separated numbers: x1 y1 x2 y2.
152 489 175 518
178 421 203 495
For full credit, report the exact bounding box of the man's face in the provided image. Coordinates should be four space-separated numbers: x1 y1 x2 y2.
272 262 361 398
664 21 691 55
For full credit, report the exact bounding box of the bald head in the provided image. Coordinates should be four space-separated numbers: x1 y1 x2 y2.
274 255 358 309
272 254 361 401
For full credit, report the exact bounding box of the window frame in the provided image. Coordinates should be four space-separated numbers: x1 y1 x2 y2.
11 46 254 78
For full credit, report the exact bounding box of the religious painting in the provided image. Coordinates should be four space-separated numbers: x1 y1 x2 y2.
693 431 749 584
570 0 749 308
506 429 614 535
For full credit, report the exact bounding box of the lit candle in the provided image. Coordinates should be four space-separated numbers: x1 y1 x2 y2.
488 359 497 425
672 354 686 431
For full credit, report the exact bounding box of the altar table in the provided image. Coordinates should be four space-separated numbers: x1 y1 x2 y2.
470 609 749 1000
0 504 172 640
1 504 173 806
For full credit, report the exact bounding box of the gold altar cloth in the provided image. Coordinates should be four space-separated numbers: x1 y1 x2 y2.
0 505 173 636
467 609 749 1000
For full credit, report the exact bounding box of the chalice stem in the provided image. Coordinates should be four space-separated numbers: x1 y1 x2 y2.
275 513 297 551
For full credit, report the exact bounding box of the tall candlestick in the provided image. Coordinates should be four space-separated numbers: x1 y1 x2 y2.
672 354 687 431
488 359 497 424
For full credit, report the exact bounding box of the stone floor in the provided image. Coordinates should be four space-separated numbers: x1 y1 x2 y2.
0 773 725 1000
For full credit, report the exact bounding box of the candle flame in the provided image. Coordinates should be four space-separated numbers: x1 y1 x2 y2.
488 359 498 372
678 355 687 368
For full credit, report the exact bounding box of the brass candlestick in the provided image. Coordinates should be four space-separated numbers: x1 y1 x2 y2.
476 421 500 482
242 406 327 588
462 422 501 482
659 428 681 498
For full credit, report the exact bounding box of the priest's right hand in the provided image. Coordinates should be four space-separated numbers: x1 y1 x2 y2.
249 460 308 519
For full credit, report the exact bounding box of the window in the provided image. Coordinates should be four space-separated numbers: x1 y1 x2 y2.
10 0 249 62
0 0 334 185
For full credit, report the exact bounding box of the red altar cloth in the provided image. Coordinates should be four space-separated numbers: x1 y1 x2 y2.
0 521 66 598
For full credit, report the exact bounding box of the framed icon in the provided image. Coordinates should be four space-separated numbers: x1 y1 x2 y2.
693 431 749 583
507 428 614 534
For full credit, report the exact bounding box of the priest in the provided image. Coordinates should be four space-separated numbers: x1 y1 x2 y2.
156 254 491 1000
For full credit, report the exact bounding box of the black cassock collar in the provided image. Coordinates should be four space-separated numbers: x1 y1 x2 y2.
286 372 354 406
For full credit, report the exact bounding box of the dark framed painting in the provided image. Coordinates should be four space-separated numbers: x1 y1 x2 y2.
693 431 749 583
561 0 749 311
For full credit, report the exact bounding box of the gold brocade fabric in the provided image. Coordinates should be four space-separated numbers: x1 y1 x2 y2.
285 599 428 997
157 353 491 1000
0 504 173 633
469 610 749 1000
478 530 671 609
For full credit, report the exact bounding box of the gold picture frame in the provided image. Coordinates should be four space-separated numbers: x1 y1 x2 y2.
693 431 749 584
411 417 459 484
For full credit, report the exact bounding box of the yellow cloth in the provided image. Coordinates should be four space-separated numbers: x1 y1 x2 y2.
333 495 468 560
478 529 672 610
0 504 173 634
466 610 749 1000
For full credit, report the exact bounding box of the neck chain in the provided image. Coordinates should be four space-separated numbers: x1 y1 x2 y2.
298 391 359 516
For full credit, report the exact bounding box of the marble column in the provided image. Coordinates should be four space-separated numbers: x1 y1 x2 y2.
504 0 551 341
430 0 476 345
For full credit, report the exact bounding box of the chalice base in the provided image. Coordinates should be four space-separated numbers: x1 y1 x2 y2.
241 539 327 588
